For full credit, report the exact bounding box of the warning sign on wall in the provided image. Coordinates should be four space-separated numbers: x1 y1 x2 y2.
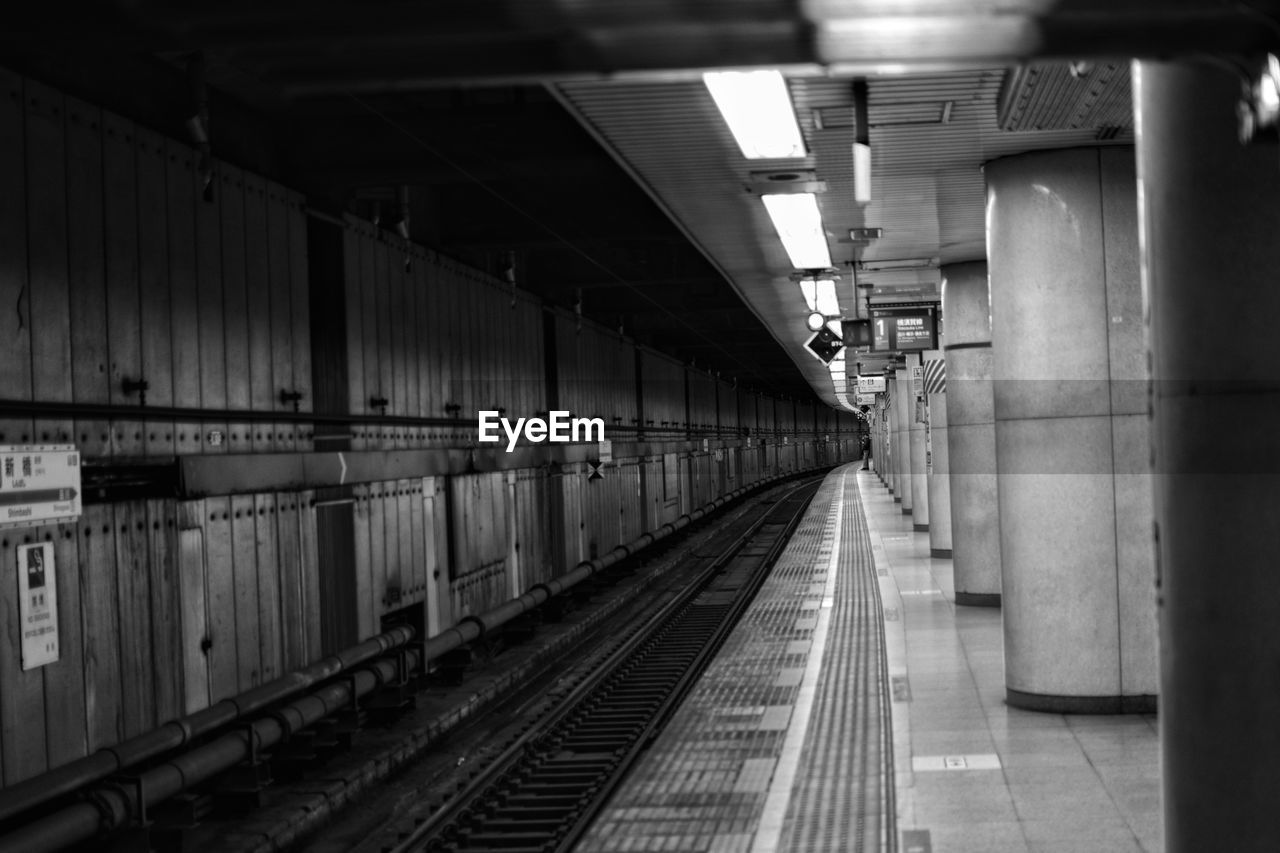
0 445 81 529
16 542 59 670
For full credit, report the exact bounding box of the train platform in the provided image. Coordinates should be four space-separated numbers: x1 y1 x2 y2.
578 464 1162 853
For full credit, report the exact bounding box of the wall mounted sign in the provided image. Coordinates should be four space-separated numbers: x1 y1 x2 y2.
17 542 59 670
0 445 82 529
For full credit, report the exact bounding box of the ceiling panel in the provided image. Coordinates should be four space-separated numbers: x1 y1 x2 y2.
555 65 1134 407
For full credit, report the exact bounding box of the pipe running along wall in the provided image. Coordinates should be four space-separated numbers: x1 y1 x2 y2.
0 468 814 853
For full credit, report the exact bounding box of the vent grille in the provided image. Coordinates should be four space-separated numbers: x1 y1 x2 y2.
873 101 953 127
997 62 1134 134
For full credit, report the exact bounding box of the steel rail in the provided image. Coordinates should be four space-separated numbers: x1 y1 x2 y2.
383 478 820 853
556 483 816 853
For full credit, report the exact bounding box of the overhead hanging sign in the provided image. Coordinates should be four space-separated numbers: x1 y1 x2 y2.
0 445 82 529
871 306 939 352
855 393 875 407
856 374 887 394
17 542 59 670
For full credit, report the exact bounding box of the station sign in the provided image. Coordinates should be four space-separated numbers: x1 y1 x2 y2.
856 374 887 394
871 306 939 352
855 393 875 407
0 445 82 530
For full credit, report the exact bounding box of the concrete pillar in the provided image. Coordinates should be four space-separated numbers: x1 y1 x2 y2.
894 368 913 511
987 146 1156 713
1136 59 1280 852
883 376 895 491
878 377 889 487
882 401 890 483
878 396 890 486
907 352 929 530
942 261 1001 605
925 348 952 556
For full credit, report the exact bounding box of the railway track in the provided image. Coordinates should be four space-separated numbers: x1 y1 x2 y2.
375 478 820 853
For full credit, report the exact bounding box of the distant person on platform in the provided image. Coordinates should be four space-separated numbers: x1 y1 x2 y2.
857 405 872 471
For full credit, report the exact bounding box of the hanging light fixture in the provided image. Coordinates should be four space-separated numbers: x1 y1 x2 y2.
853 79 872 204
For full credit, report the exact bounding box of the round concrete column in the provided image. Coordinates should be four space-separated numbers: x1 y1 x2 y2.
907 352 929 530
942 261 1001 605
1137 59 1280 852
883 375 896 492
987 146 1156 713
925 348 952 556
878 396 890 486
894 368 913 511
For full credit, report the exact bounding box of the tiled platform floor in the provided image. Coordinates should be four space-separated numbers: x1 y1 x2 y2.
578 467 888 853
576 465 1162 852
862 469 1162 853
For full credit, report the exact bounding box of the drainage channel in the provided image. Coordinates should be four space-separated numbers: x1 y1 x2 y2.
383 480 820 853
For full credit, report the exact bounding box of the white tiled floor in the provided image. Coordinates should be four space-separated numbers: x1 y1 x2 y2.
858 468 1162 853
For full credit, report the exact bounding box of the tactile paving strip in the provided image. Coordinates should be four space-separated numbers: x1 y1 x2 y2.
577 467 890 853
778 474 889 853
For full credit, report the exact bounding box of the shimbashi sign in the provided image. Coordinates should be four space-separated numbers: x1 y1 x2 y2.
0 445 82 529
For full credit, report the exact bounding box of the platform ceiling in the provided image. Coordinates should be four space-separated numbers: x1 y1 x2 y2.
3 1 1273 405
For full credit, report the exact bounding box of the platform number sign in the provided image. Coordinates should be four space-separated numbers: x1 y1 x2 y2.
870 306 938 352
17 542 59 670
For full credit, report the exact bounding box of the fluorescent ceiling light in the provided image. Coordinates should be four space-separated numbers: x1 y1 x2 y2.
800 280 817 311
762 193 832 269
703 70 806 159
816 281 840 316
853 142 872 204
799 278 841 316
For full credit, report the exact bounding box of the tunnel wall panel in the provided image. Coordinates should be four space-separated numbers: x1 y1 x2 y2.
0 66 858 787
687 369 716 432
